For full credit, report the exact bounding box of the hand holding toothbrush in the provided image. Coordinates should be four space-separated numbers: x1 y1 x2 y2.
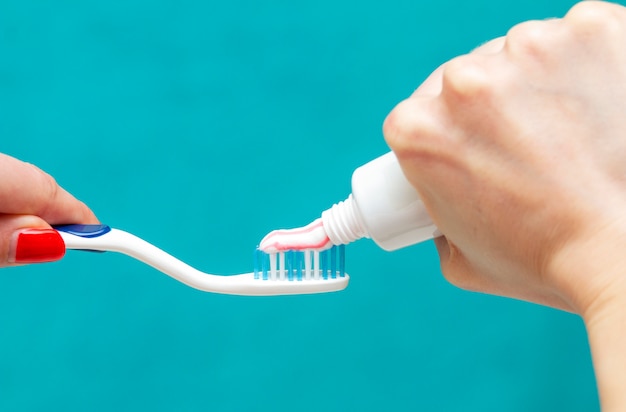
383 2 626 409
0 153 99 266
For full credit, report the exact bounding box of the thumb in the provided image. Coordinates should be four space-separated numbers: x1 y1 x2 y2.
0 215 65 267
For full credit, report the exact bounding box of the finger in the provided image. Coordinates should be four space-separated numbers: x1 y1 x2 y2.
0 153 99 225
0 214 65 267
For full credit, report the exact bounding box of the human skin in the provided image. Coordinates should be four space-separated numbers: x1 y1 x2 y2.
0 153 99 265
383 1 626 410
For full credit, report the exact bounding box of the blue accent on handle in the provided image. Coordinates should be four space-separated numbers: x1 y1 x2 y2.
54 224 111 238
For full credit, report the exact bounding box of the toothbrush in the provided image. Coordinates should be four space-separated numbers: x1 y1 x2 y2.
54 224 348 296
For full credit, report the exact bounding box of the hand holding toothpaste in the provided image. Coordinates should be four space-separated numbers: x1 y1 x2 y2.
383 2 626 409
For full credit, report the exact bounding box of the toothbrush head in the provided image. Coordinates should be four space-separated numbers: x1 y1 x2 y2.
251 219 348 295
172 246 350 296
254 245 346 281
249 245 349 294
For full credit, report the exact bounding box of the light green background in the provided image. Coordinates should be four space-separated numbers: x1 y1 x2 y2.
0 0 609 410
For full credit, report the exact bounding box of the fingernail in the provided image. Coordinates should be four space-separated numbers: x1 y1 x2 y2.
10 229 66 264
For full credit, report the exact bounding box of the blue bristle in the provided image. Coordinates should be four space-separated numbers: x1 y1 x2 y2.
339 244 345 277
286 251 294 281
253 246 346 281
296 252 303 281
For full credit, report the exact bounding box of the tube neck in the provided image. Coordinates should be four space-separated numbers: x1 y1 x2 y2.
321 195 369 246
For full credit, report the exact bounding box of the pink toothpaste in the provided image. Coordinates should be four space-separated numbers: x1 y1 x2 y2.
258 218 332 253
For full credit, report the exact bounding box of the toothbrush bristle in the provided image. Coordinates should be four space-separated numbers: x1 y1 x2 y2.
254 245 346 281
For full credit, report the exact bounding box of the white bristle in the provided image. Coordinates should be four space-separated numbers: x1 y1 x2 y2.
269 253 277 280
279 252 285 280
313 251 320 280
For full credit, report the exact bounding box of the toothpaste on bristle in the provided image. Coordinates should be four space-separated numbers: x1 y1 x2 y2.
258 194 371 253
258 218 333 253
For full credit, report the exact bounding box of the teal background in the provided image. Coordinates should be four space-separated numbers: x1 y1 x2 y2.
0 0 610 411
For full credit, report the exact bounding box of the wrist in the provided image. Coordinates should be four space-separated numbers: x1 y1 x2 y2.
581 288 626 412
546 222 626 411
545 218 626 317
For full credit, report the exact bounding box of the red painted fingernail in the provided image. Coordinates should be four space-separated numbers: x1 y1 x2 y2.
11 229 66 264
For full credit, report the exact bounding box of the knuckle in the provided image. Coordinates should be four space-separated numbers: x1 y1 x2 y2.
564 1 626 39
441 55 493 101
565 1 624 35
26 163 60 211
505 20 554 59
382 99 413 139
39 170 59 200
383 98 437 155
